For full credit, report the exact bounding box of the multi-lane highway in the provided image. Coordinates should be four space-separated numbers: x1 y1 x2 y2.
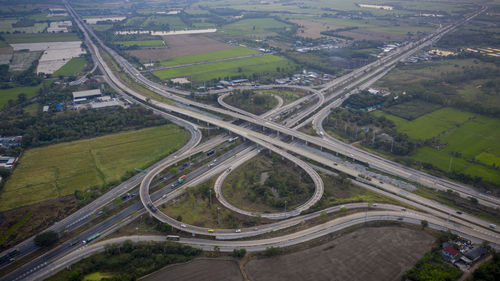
2 4 498 280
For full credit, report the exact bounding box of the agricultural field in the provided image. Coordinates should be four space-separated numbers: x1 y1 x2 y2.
382 100 442 120
159 47 259 67
373 108 474 140
3 33 80 43
0 124 188 211
0 85 40 108
245 227 435 281
115 40 165 47
153 54 296 81
9 51 42 72
52 57 87 76
219 18 291 37
0 19 47 33
127 35 234 62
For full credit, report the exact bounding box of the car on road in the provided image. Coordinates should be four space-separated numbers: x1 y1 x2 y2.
180 224 186 228
208 229 215 233
235 229 241 233
372 203 377 207
401 208 406 211
397 217 403 221
490 224 496 229
456 211 463 215
253 227 258 231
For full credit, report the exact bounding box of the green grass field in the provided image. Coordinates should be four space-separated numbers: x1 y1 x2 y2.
0 85 40 108
3 33 80 43
153 54 295 81
53 57 87 76
160 47 259 67
382 100 442 120
374 108 474 140
0 125 188 211
220 18 291 36
115 40 165 47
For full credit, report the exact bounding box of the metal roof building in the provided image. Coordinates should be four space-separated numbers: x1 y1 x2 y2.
72 89 102 100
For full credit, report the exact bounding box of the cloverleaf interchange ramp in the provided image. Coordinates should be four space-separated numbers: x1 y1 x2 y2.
2 4 498 281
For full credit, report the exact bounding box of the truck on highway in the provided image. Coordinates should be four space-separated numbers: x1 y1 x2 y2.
82 233 100 244
177 175 187 184
228 137 239 143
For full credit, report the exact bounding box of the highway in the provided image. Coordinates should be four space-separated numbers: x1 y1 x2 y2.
74 4 498 210
67 0 498 236
28 208 500 281
2 4 496 280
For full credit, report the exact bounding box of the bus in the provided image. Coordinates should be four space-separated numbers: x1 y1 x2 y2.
166 235 180 241
83 233 100 244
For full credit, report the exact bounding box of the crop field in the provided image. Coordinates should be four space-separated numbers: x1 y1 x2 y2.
53 57 87 76
0 85 40 108
373 108 474 140
0 19 47 33
220 18 291 36
153 55 296 81
410 147 500 184
382 100 442 120
160 47 258 66
3 33 80 43
245 227 435 281
439 116 500 165
0 125 188 211
115 40 165 47
9 51 42 72
127 35 233 62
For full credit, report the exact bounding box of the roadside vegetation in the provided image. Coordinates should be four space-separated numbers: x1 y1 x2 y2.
47 240 202 281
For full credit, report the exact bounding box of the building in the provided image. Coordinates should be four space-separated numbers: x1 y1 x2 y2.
0 156 16 169
0 136 22 147
91 100 120 109
72 89 102 101
443 245 460 262
464 246 488 262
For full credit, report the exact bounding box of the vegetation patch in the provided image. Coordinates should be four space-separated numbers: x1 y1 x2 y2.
53 57 87 77
115 40 165 47
153 54 296 83
220 18 291 36
160 47 258 67
0 85 39 109
47 240 201 281
382 100 442 120
222 154 314 213
0 124 188 211
224 90 278 115
3 33 80 43
373 108 474 140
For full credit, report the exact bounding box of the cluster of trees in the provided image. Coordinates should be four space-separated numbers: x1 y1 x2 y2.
235 154 314 209
0 106 168 148
342 91 388 109
0 62 42 87
34 231 59 247
325 108 418 156
225 90 278 115
473 252 500 280
49 240 202 281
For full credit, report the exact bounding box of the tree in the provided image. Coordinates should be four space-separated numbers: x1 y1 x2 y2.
34 231 59 247
233 248 246 258
421 220 429 229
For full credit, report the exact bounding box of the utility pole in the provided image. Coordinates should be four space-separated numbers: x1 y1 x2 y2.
449 157 453 171
284 200 287 213
217 207 220 225
209 189 212 206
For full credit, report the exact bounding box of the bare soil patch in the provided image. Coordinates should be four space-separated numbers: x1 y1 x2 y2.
141 258 244 281
291 19 342 39
127 35 234 62
245 226 435 281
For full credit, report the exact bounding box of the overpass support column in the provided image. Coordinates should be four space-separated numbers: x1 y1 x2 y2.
320 146 323 151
